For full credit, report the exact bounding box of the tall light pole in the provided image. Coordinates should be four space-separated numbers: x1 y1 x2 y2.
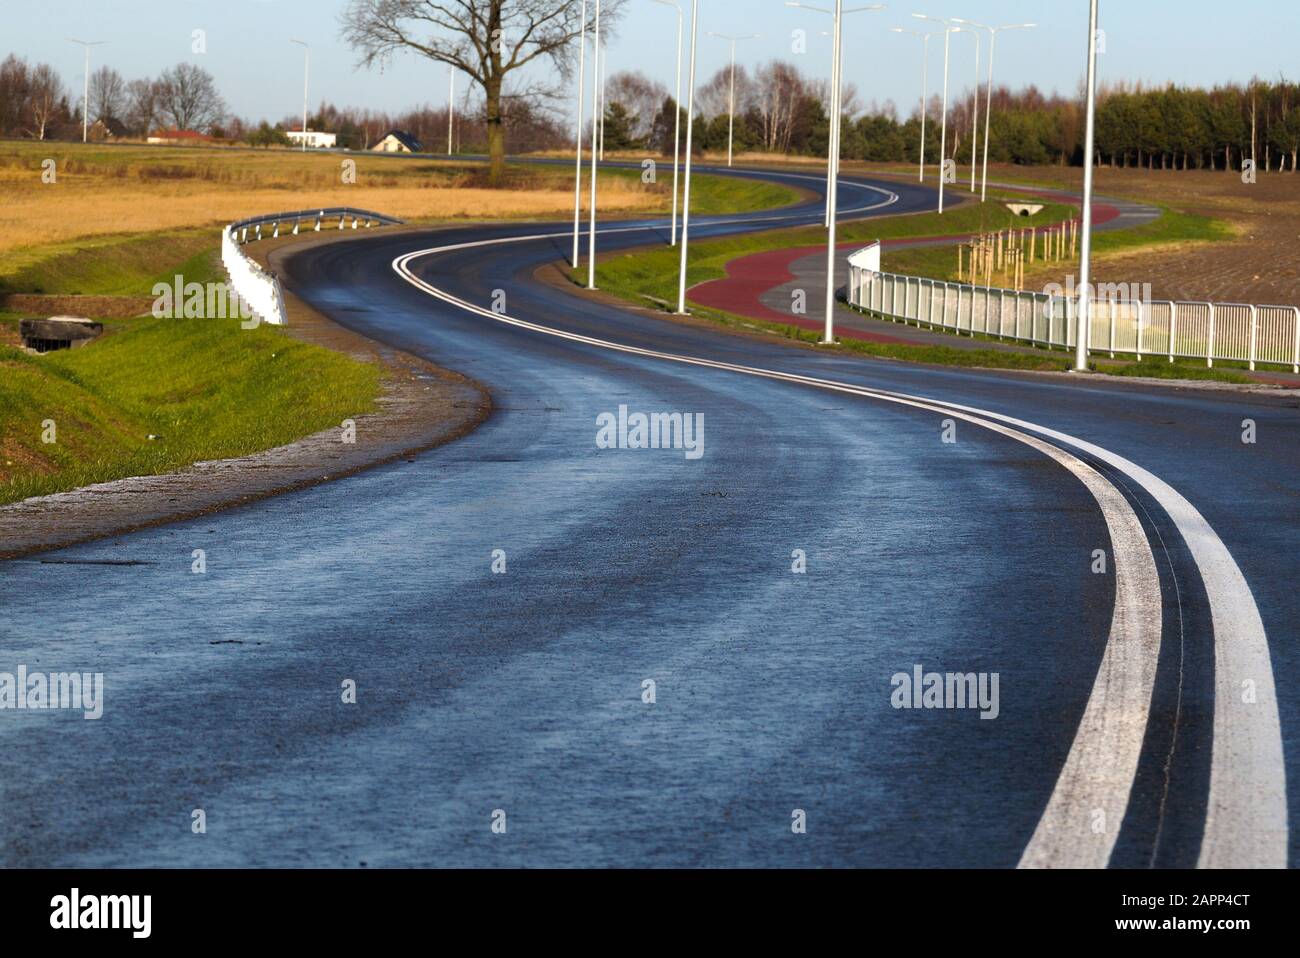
599 43 607 160
891 28 937 184
1075 0 1100 372
787 2 884 344
913 14 959 214
786 4 885 227
290 39 309 152
654 0 685 246
447 66 456 156
953 19 1036 202
675 0 700 315
587 0 603 290
572 0 589 269
966 29 979 192
67 38 105 144
707 32 759 168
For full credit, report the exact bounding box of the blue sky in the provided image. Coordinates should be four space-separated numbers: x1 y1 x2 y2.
6 1 1299 122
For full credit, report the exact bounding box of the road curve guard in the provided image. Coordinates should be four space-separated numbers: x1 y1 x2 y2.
221 208 405 326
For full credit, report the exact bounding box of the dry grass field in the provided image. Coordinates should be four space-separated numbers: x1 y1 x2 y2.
0 141 669 259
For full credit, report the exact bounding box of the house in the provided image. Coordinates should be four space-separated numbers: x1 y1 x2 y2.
286 129 338 149
89 117 129 141
371 130 422 153
147 129 214 145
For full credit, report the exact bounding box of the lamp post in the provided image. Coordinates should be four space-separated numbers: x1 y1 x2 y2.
707 31 759 168
912 14 960 214
890 28 937 184
785 2 885 344
966 29 979 192
67 38 105 144
653 0 685 246
786 4 884 227
1075 0 1100 372
447 65 456 156
572 0 588 269
675 0 700 314
599 44 607 160
587 0 603 289
290 39 309 152
953 19 1036 202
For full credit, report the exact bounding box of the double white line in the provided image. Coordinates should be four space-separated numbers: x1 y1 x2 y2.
388 207 1286 869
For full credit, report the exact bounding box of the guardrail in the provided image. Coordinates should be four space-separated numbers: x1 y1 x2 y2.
847 243 1300 372
221 208 404 326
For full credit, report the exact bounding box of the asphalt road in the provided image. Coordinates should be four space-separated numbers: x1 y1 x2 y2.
1 166 1296 869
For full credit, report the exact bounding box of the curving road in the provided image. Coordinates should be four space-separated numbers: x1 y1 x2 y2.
1 165 1296 869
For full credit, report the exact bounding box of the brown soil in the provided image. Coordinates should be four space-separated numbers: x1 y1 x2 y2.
988 166 1298 305
0 228 490 560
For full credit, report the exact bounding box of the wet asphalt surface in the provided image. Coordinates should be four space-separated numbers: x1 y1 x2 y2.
1 166 1297 868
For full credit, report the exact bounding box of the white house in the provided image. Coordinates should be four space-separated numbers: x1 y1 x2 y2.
371 130 423 154
286 130 338 149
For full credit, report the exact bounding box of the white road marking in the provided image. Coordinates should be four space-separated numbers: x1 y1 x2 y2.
378 186 1285 868
929 401 1288 869
390 235 1174 869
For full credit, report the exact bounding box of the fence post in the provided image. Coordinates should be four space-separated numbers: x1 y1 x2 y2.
1293 307 1300 374
1136 299 1144 359
1248 305 1258 371
1169 302 1178 363
1207 303 1216 368
1108 299 1116 358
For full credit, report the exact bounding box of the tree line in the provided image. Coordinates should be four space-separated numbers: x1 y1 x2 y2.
0 55 226 140
3 42 1297 175
603 63 1300 173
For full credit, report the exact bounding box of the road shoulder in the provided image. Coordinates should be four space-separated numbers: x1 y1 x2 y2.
0 232 490 561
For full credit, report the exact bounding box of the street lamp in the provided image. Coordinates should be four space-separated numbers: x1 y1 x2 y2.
653 0 685 247
290 39 309 152
447 65 456 156
890 27 938 183
587 0 603 289
953 18 1036 202
675 0 700 314
912 14 961 214
965 28 979 193
706 31 759 168
786 3 885 228
1075 0 1100 372
67 38 105 144
572 0 588 269
599 43 607 160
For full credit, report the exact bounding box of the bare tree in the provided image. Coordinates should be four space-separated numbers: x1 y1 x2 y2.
28 63 63 140
90 65 126 121
157 63 226 132
0 55 31 136
752 61 805 153
696 65 752 122
340 0 623 184
606 70 666 143
125 77 164 136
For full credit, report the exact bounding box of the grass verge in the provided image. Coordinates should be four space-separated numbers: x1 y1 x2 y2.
0 313 381 504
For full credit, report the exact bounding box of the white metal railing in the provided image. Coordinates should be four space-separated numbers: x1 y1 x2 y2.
221 208 403 326
846 243 1300 372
